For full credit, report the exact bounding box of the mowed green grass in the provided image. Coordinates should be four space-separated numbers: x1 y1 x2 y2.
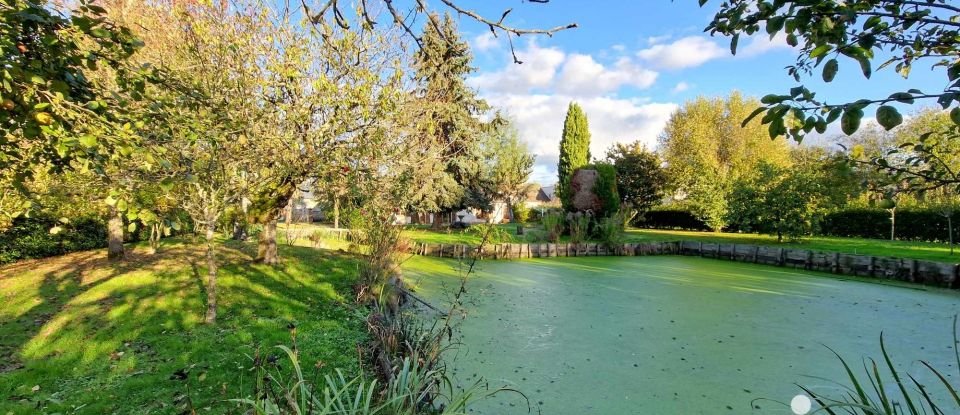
625 229 959 263
0 239 366 414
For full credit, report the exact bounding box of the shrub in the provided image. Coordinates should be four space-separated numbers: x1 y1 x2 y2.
511 203 530 224
567 211 591 244
593 162 620 218
634 207 710 231
596 210 627 250
0 214 108 264
541 212 564 242
820 208 960 242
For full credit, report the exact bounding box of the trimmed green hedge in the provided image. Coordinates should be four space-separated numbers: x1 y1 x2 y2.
0 214 108 264
635 208 710 231
821 208 959 242
637 206 959 243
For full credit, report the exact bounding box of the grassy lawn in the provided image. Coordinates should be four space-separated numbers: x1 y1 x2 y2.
0 239 366 414
625 229 959 263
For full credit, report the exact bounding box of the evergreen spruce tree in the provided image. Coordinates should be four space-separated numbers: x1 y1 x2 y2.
557 102 592 210
409 13 489 226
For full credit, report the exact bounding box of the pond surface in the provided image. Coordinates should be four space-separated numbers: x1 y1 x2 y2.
405 255 960 415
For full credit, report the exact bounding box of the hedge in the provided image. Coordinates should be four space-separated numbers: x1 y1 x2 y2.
0 214 108 264
821 208 960 242
634 208 710 231
636 206 960 243
0 212 186 265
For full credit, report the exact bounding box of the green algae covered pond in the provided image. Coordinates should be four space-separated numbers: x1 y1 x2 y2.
405 255 960 414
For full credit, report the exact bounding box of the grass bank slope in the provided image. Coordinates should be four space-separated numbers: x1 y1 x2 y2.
0 240 366 414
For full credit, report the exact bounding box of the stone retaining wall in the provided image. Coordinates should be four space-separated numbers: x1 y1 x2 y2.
411 241 960 290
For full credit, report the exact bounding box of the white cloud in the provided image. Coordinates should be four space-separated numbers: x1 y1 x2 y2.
740 32 792 57
637 36 726 69
556 55 658 96
672 82 691 93
469 42 657 97
470 42 677 184
471 32 501 52
469 43 566 93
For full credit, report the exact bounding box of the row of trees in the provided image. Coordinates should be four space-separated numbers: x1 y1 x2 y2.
1 0 536 322
548 93 958 246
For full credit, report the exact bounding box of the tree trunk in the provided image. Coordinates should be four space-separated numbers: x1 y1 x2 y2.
204 223 218 324
333 197 340 229
107 206 125 260
949 215 954 255
432 211 443 229
284 199 293 225
889 208 896 241
148 223 160 254
257 221 278 265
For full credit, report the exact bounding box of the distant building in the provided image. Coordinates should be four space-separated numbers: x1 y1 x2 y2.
526 185 560 209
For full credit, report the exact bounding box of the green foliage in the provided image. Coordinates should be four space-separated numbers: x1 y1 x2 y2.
590 162 620 218
726 163 825 242
702 0 960 142
660 93 792 231
634 207 710 231
566 211 591 244
541 212 564 243
801 317 960 415
605 141 667 213
482 115 536 209
0 214 106 264
822 208 960 242
557 102 591 211
596 210 627 250
0 0 154 204
860 108 960 190
511 203 530 224
408 13 490 214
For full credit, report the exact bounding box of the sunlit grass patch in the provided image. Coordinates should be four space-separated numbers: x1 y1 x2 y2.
0 239 367 414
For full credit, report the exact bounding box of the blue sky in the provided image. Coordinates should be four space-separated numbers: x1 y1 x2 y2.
437 0 945 184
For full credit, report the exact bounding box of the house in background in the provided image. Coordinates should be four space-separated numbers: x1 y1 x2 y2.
526 185 559 209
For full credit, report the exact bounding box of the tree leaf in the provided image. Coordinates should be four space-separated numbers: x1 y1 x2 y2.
876 106 903 130
810 44 831 58
951 107 960 125
841 108 863 135
822 59 838 82
742 107 767 127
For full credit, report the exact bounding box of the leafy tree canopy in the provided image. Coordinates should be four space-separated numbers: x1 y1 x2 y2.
605 141 667 214
703 0 960 142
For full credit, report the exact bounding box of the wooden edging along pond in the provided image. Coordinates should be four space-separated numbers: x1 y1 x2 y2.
411 240 960 290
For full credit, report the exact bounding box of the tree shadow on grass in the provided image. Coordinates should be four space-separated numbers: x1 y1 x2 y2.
0 242 365 414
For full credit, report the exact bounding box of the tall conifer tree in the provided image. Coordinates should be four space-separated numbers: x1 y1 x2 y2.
557 102 591 210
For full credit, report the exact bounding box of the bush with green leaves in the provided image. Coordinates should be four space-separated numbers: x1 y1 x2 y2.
821 208 960 242
511 203 530 224
0 214 107 264
634 207 711 231
596 210 627 250
541 212 564 243
567 211 591 244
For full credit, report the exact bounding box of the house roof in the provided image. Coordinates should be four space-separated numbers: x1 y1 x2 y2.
537 186 556 202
